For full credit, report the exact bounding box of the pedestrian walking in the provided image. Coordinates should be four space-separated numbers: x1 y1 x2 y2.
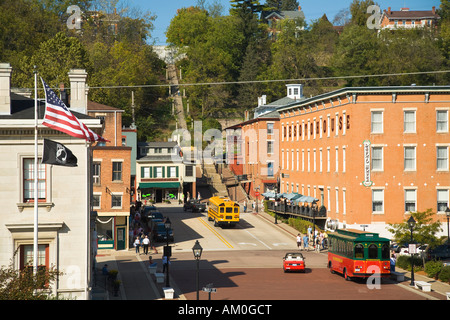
315 237 320 252
243 200 247 213
303 234 309 251
296 234 302 249
142 235 150 255
162 255 170 272
134 236 141 254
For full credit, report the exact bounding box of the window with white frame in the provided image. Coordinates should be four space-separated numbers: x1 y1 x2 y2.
437 189 449 212
404 189 417 213
372 146 383 171
143 166 151 178
93 162 101 185
437 146 448 170
111 193 122 208
286 149 289 170
168 166 177 178
291 149 294 171
92 194 101 209
319 149 323 172
327 148 330 172
267 140 274 154
112 161 122 181
335 147 339 172
404 146 416 171
23 158 46 202
155 166 163 178
372 189 384 213
342 147 346 172
267 122 274 135
436 110 448 132
335 188 339 213
404 110 416 133
371 111 383 133
302 149 305 171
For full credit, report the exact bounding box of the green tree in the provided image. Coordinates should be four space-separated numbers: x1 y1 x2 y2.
166 6 211 48
264 0 299 11
13 32 91 90
0 250 62 300
331 24 381 86
349 0 376 27
387 209 443 248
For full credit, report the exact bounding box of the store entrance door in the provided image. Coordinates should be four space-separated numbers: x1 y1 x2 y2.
116 227 126 250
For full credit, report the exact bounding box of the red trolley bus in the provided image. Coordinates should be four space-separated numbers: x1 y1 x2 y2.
327 229 391 281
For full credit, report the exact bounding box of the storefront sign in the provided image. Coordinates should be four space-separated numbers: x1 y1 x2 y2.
362 140 373 187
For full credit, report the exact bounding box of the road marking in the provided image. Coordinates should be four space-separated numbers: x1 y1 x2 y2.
245 230 272 250
238 242 257 246
197 217 233 248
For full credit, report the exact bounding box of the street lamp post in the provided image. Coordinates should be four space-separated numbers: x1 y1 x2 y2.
407 215 416 287
164 217 172 288
192 240 203 300
312 201 317 250
445 207 450 243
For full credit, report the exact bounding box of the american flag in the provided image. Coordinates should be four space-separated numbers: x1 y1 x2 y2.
41 78 107 142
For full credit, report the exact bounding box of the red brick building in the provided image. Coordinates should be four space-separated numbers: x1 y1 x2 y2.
88 101 131 251
278 85 450 237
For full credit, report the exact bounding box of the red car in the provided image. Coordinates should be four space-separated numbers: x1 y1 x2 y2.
283 252 306 273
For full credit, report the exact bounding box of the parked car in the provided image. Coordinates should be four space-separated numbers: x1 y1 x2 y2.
153 222 174 242
282 252 306 273
148 211 164 220
183 199 206 212
142 205 157 218
426 243 450 260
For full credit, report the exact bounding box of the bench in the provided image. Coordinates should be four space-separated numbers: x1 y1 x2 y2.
414 281 431 292
155 272 165 284
446 292 450 300
390 271 405 282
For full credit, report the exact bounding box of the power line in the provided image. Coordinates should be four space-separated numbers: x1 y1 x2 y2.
25 69 450 91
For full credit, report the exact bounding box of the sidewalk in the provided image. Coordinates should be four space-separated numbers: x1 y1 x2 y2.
93 249 186 300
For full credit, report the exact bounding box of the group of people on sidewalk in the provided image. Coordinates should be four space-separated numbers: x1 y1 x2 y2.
296 227 328 252
129 203 157 256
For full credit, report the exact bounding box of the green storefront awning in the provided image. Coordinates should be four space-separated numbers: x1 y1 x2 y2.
139 182 180 189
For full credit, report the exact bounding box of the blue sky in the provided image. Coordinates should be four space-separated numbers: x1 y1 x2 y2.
128 0 441 45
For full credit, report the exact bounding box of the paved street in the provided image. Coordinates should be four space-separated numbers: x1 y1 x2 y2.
96 203 450 301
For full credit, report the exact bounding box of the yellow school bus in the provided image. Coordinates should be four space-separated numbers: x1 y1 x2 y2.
207 196 240 227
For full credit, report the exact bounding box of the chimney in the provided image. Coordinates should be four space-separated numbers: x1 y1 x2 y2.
387 7 391 14
432 6 435 14
68 69 88 114
298 6 301 11
0 63 12 115
59 82 68 106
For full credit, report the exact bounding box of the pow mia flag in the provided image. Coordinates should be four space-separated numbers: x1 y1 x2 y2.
42 139 78 167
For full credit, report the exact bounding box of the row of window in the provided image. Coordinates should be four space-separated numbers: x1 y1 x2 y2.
280 144 449 174
92 193 122 209
371 109 448 134
92 161 123 185
372 188 450 214
140 165 194 179
141 165 180 179
280 109 448 143
281 112 350 142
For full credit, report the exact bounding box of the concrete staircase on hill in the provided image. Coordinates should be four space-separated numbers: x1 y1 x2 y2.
203 164 228 197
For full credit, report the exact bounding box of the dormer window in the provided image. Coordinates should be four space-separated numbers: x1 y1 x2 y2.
286 84 303 100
